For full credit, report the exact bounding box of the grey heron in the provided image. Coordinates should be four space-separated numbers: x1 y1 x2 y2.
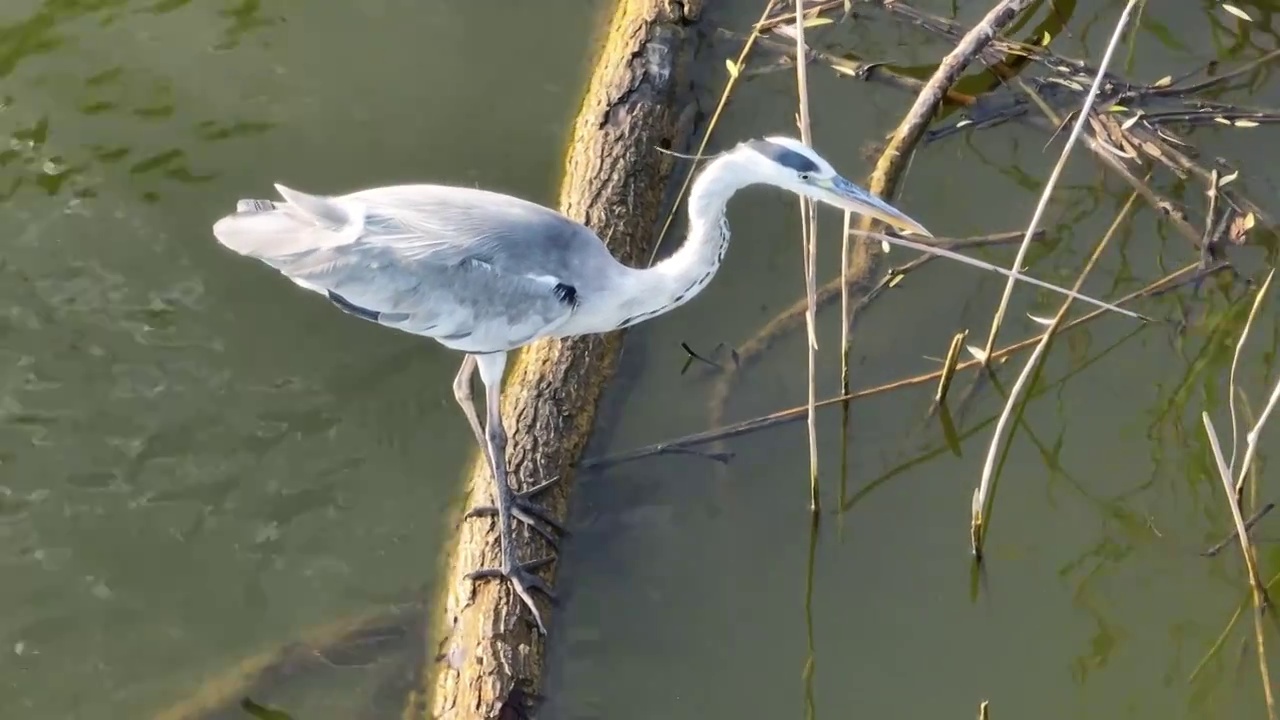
211 136 1138 634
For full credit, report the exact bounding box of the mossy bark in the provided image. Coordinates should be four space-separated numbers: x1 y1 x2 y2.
423 1 704 718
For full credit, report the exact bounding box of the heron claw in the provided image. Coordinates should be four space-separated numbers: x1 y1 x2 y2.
467 556 556 634
465 475 565 546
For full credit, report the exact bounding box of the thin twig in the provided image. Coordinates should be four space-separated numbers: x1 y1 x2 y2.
978 0 1141 363
1202 502 1276 557
971 189 1139 559
793 0 821 513
848 230 1148 320
1147 48 1280 98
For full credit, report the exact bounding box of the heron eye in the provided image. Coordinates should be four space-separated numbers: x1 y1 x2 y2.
799 173 811 181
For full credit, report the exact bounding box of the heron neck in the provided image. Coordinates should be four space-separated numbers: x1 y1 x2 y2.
613 155 747 328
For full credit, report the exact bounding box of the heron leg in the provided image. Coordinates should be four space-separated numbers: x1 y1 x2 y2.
458 355 564 548
464 351 556 634
452 355 487 452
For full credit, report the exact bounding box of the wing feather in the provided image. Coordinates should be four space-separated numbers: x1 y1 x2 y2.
211 183 595 352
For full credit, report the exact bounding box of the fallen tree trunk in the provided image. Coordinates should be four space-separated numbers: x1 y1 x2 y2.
423 1 704 718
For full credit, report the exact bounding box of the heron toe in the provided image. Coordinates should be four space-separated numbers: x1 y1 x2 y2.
465 475 564 548
467 556 556 634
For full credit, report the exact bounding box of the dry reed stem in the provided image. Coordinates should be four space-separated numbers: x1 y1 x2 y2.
1228 269 1276 493
742 0 1028 511
729 0 1229 410
1233 269 1280 499
721 0 1080 443
971 188 1140 559
793 0 821 512
935 330 968 404
722 0 1162 425
1202 411 1276 720
836 0 1037 451
978 0 1140 363
839 211 853 515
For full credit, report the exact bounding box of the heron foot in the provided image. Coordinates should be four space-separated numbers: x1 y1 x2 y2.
467 556 556 634
465 475 564 548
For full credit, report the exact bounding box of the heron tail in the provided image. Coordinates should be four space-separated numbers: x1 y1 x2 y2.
212 184 366 261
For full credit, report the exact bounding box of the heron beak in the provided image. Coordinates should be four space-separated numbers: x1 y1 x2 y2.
824 176 932 237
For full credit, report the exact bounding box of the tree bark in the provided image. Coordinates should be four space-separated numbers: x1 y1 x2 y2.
423 1 704 718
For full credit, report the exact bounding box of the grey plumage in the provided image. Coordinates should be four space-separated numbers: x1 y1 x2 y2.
211 136 937 635
215 184 623 354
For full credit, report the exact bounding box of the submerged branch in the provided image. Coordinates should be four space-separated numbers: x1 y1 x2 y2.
864 0 1036 197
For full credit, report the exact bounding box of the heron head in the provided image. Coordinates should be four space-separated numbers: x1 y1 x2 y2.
738 137 931 237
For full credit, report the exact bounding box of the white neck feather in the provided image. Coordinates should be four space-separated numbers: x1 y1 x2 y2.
600 152 751 331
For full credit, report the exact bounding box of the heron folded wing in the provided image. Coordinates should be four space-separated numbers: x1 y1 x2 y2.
213 182 605 352
342 184 616 277
218 182 619 295
299 253 577 354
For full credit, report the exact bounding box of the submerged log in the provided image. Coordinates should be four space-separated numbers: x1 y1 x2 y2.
149 600 426 720
424 1 704 718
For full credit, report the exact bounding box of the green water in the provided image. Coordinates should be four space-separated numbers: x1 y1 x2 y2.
3 0 1280 718
0 1 602 717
